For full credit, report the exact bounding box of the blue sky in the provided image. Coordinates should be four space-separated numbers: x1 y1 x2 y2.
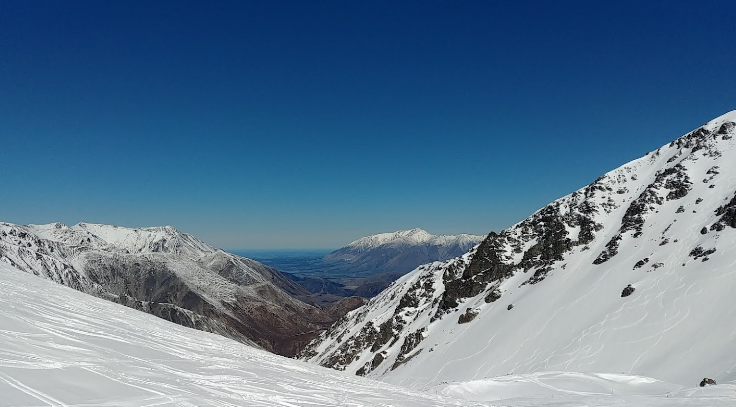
1 1 734 249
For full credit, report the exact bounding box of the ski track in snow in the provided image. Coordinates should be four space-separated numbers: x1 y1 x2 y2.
0 263 482 407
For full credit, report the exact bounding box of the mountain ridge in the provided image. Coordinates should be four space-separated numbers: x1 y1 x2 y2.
299 110 736 394
0 221 334 356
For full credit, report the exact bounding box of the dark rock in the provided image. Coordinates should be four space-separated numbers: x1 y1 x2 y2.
689 246 716 260
712 192 736 230
633 258 649 269
522 267 552 286
484 288 502 303
458 308 479 324
434 233 512 320
507 304 514 310
700 227 708 235
593 234 622 265
370 317 402 352
397 281 422 311
717 122 734 135
699 377 717 387
621 284 635 297
391 328 425 370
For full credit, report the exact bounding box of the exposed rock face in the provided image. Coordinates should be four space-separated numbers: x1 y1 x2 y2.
0 222 333 356
457 308 479 324
298 111 736 389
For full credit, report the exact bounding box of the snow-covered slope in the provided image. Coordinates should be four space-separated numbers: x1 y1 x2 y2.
300 111 736 398
0 261 479 407
2 261 734 407
324 228 484 276
0 222 331 356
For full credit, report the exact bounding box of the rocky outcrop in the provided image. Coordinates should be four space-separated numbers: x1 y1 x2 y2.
699 377 717 387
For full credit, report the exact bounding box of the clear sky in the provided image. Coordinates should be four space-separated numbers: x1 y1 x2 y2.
1 1 734 249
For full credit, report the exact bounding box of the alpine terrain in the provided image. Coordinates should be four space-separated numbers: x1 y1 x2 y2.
271 229 484 304
0 261 480 407
2 258 734 406
324 228 484 277
300 111 736 401
0 222 339 356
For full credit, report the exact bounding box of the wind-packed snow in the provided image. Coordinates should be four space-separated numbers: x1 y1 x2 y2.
0 262 478 407
1 262 734 407
301 110 736 404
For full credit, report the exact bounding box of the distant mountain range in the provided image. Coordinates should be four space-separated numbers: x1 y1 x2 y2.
300 111 736 397
324 228 485 277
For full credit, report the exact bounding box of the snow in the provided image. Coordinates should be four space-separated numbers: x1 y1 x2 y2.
3 262 735 406
302 112 736 405
3 261 735 407
26 222 216 256
0 262 478 407
344 228 484 252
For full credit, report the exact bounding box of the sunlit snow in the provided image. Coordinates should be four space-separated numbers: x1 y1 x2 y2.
0 262 477 407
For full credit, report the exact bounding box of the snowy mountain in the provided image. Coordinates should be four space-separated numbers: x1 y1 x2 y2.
2 261 734 407
299 111 736 399
0 222 333 356
324 228 484 276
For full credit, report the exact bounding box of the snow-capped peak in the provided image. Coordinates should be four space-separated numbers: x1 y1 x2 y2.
345 228 483 252
25 222 217 256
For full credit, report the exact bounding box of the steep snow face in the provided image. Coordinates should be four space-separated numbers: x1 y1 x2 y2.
0 222 330 356
301 111 736 394
0 262 478 407
324 228 485 277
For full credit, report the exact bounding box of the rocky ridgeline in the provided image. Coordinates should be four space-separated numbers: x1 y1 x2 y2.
299 111 736 386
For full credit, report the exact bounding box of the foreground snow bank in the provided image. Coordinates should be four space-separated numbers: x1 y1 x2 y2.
2 261 735 406
0 262 478 407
